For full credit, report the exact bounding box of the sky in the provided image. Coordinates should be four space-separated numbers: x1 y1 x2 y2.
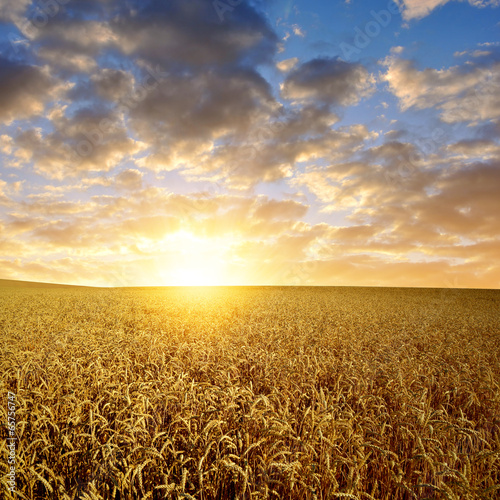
0 0 499 287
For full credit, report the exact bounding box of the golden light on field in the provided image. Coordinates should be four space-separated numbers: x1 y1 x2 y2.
1 0 500 290
3 284 500 498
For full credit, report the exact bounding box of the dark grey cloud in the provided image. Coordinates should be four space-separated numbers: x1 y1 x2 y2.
91 68 135 101
3 0 283 187
0 57 64 123
274 105 339 140
281 57 374 107
111 0 278 68
25 0 277 74
129 67 277 171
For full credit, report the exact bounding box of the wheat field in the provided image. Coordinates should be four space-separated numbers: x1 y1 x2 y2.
1 284 499 499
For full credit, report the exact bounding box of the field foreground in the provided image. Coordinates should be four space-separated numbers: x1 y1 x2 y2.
1 285 500 499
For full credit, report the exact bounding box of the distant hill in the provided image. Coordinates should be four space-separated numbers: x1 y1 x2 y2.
0 279 91 288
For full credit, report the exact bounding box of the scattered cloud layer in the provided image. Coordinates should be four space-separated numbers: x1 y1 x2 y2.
0 0 499 287
382 55 500 123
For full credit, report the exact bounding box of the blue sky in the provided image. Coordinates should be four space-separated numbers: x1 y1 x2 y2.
0 0 499 287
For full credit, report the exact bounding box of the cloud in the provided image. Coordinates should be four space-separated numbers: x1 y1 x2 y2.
111 0 278 68
184 122 375 189
14 0 278 80
381 56 500 123
0 187 310 266
454 49 492 58
276 57 299 72
0 0 31 23
390 46 405 55
296 255 498 287
294 131 500 249
282 58 374 107
91 68 135 101
115 169 144 191
11 108 145 179
2 161 500 287
0 180 10 205
274 105 340 140
447 139 500 159
0 58 68 124
396 0 500 21
118 215 180 240
396 0 453 20
28 19 116 72
37 47 98 74
129 67 277 172
292 24 305 37
18 193 96 216
418 160 500 239
253 199 308 220
0 135 13 155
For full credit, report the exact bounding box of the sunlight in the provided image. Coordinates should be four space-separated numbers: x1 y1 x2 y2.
171 261 223 286
160 230 230 286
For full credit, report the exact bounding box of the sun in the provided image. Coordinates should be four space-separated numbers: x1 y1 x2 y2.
171 262 223 287
159 230 231 286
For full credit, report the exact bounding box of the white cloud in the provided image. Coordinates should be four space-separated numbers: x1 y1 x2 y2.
292 24 305 37
276 57 299 72
397 0 500 21
381 56 500 123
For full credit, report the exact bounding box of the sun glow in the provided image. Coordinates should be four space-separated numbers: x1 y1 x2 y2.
160 230 232 286
170 260 224 286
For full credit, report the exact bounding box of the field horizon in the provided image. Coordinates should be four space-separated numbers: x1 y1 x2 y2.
1 278 498 291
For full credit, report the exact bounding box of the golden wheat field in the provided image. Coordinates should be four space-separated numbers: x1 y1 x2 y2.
1 284 499 500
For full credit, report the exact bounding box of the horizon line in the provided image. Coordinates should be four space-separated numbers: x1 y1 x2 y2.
1 278 498 291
